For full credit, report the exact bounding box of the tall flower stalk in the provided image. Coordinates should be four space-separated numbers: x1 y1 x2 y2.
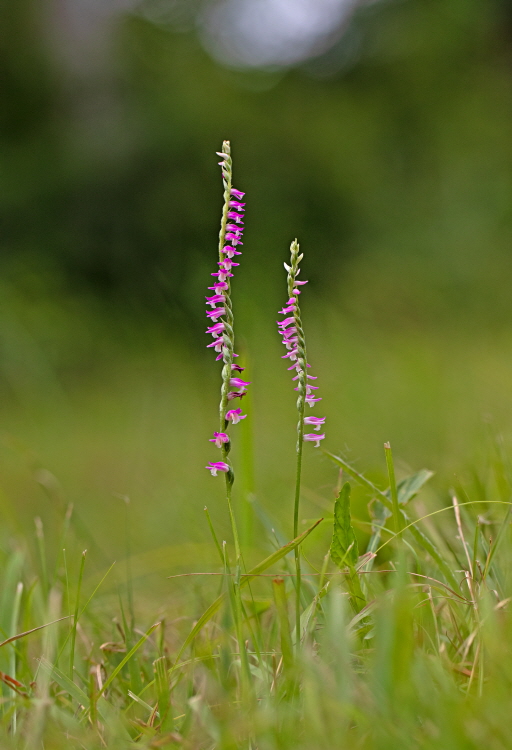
205 141 248 562
277 240 325 648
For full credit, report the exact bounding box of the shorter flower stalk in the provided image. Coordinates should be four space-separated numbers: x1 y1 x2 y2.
277 239 326 650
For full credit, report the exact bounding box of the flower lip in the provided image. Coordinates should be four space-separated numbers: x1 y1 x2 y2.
205 461 230 476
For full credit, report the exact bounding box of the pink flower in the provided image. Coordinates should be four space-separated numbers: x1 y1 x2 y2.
284 337 298 349
305 395 322 407
206 307 225 320
227 389 247 400
304 416 325 431
281 327 297 339
288 362 311 371
292 373 316 381
303 433 325 448
229 377 251 389
226 224 243 234
279 304 297 314
206 461 230 476
206 294 226 307
206 322 225 337
231 364 244 372
231 188 245 199
209 432 230 448
226 408 247 424
222 246 242 258
227 211 244 223
211 270 233 282
225 233 243 245
219 259 240 271
207 339 224 352
229 201 245 209
277 317 295 329
294 384 318 392
208 281 229 292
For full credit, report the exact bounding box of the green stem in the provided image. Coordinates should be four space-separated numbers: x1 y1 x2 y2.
384 442 402 535
226 482 241 564
294 410 305 651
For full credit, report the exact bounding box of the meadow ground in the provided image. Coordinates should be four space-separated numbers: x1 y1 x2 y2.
0 284 512 748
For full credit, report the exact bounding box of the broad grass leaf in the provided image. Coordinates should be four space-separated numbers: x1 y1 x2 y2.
324 451 457 589
331 483 359 570
330 483 367 613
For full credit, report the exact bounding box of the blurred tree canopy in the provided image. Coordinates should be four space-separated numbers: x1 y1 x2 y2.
1 0 512 329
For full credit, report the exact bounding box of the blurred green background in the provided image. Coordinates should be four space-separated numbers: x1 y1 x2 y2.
1 0 512 590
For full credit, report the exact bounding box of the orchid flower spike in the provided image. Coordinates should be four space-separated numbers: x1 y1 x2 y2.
205 140 250 493
277 238 326 449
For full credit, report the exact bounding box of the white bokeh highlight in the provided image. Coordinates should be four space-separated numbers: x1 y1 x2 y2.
199 0 359 68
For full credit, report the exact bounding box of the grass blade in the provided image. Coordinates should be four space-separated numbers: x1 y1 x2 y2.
171 519 323 665
97 621 161 698
70 550 87 681
384 442 402 534
324 451 458 589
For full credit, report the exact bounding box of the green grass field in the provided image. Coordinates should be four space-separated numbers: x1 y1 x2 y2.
0 273 512 748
